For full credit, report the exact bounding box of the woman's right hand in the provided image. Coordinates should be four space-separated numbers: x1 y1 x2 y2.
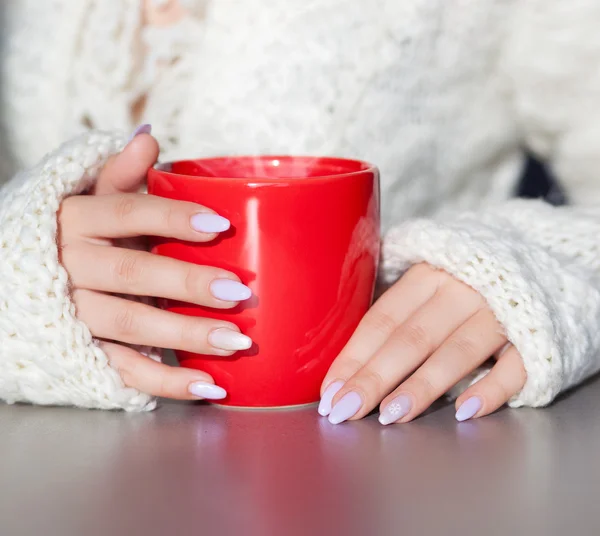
57 131 252 401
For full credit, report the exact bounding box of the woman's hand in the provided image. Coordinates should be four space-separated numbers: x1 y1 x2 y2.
318 263 527 424
58 129 251 401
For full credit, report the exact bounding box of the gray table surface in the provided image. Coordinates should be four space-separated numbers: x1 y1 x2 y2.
1 376 599 536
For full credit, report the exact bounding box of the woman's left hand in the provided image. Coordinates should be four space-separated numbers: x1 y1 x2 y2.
318 263 527 424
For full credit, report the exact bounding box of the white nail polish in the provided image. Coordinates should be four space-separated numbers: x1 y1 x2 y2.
318 381 344 416
190 213 231 233
208 328 252 351
210 280 252 302
189 382 227 400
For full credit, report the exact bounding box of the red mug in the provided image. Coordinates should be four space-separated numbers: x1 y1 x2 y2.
148 156 380 408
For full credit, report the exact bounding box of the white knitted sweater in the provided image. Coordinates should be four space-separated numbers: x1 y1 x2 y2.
1 0 600 410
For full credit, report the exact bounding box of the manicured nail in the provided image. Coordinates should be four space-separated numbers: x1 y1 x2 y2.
188 381 227 400
128 123 152 142
210 280 252 302
455 396 483 422
328 392 362 425
208 328 252 351
190 213 231 233
378 394 412 425
318 381 344 417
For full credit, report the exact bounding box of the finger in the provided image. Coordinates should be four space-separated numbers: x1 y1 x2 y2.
325 280 485 423
453 345 526 421
64 244 251 308
94 130 159 195
378 309 507 425
321 264 443 392
60 193 230 242
101 341 227 400
75 290 252 355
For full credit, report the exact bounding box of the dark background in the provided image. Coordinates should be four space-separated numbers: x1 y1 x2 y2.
518 154 565 205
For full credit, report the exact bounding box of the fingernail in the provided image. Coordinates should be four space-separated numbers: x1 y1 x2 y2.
210 280 252 302
189 381 227 400
190 213 231 233
328 392 362 425
378 394 412 425
318 381 344 417
455 396 482 422
208 328 252 351
128 123 152 142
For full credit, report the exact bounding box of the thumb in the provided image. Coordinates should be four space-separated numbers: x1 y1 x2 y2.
94 124 160 195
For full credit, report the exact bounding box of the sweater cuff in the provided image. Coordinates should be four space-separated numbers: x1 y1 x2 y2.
383 214 600 407
0 131 155 411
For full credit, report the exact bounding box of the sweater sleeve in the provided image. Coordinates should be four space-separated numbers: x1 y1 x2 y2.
383 0 600 408
383 202 600 408
0 131 155 411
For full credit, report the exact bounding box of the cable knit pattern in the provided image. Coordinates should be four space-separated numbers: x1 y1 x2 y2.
1 0 600 410
384 199 600 407
0 131 155 411
1 0 524 225
69 0 142 134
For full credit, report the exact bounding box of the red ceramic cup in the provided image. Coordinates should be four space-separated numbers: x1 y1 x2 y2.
148 156 380 408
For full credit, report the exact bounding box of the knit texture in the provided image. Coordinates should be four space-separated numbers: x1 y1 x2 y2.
0 131 155 411
384 200 600 407
0 0 523 227
2 0 600 409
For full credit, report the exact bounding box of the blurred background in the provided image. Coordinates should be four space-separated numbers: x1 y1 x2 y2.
519 155 565 206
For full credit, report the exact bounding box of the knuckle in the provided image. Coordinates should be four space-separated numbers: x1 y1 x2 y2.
117 360 137 387
329 355 365 380
507 350 528 385
114 195 136 223
71 288 82 304
440 277 483 307
57 197 80 235
113 306 137 338
396 322 430 352
58 196 75 220
358 367 386 395
117 366 132 386
447 335 480 361
112 252 142 287
101 344 141 387
183 264 203 298
367 310 397 337
177 317 211 353
161 203 179 232
411 262 433 277
409 262 439 283
60 245 79 276
408 375 438 399
481 381 509 406
71 289 88 312
161 376 183 399
493 368 522 402
157 373 171 398
496 381 511 402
